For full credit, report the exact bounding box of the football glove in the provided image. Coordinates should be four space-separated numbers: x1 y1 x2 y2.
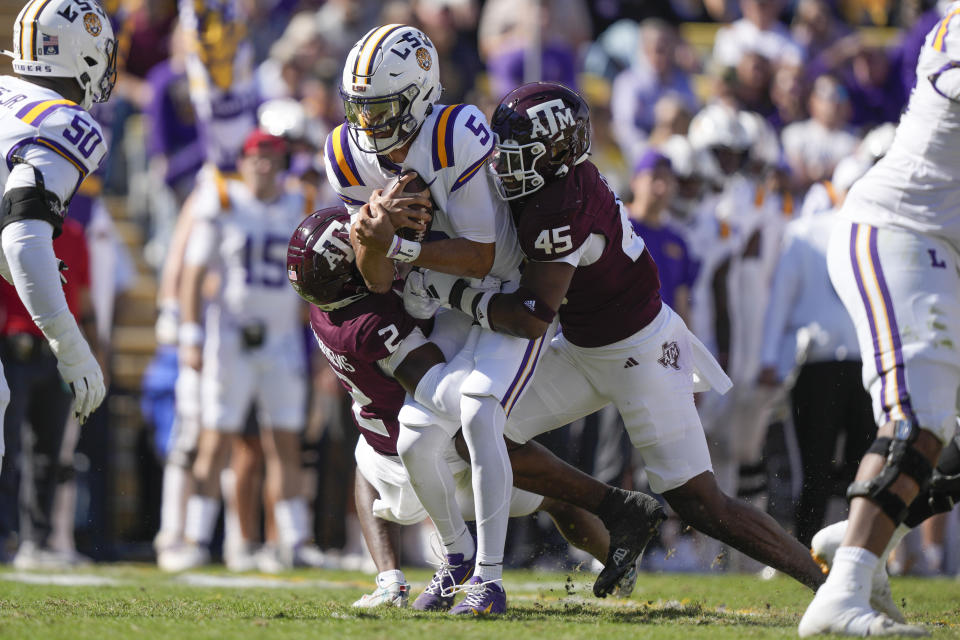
40 308 105 424
402 270 442 319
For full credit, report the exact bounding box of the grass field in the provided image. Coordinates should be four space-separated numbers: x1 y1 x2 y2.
0 566 958 639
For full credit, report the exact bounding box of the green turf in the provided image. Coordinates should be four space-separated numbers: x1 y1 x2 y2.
0 566 957 639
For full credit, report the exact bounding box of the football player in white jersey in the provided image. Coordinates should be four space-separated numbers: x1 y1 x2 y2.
153 0 261 564
799 5 960 637
326 24 653 614
157 129 315 572
0 0 117 472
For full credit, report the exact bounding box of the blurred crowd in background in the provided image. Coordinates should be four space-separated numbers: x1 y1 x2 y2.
0 0 957 578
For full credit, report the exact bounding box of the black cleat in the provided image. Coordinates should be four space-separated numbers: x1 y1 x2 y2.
594 489 666 598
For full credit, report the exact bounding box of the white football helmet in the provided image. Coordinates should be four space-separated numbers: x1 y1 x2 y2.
738 110 781 169
340 24 442 154
4 0 117 110
688 104 750 153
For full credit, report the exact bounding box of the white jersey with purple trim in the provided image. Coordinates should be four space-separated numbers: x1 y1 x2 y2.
0 75 106 205
842 3 960 250
323 103 524 280
179 0 259 173
187 176 305 339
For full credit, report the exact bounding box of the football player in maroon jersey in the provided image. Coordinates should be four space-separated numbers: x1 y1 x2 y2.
403 82 826 592
288 206 664 609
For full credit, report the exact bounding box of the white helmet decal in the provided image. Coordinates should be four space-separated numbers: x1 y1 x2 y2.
527 99 576 139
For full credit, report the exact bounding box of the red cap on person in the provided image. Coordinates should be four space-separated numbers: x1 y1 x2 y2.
242 129 287 156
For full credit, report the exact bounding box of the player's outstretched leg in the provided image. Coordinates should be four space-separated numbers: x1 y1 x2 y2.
663 470 826 590
593 488 666 598
492 438 666 598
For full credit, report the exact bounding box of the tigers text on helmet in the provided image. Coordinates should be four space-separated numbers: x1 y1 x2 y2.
340 24 442 155
287 207 369 311
488 82 591 201
4 0 118 109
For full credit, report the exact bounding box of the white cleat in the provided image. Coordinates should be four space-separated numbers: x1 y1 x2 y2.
810 521 906 623
157 543 210 573
799 586 928 637
352 576 410 608
224 541 260 572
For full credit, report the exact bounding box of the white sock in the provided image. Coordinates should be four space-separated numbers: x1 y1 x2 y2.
445 526 475 559
477 561 503 582
275 497 310 548
158 464 190 542
826 546 879 601
377 569 406 588
183 495 220 545
396 424 469 550
460 395 510 571
220 467 243 552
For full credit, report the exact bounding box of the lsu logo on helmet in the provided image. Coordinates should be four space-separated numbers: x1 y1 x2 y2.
415 47 431 71
83 12 102 37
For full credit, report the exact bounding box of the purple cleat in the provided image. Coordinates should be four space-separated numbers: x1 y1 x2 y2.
411 551 475 611
448 576 506 616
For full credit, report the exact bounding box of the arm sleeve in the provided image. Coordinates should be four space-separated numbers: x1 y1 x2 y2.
760 234 803 367
1 218 72 327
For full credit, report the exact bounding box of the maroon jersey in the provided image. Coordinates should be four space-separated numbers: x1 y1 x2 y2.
515 161 662 347
309 292 425 456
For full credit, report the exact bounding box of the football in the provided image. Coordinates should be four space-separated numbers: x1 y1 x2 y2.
389 170 434 242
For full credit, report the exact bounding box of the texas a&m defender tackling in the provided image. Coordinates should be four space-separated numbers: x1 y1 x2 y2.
327 24 549 613
289 207 662 610
0 0 117 470
409 82 829 595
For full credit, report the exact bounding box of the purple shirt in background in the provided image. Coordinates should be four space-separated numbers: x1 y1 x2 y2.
898 8 943 95
630 220 697 309
611 65 699 134
145 60 204 189
845 55 907 128
485 44 578 100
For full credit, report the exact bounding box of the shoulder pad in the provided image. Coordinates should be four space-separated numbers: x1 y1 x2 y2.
14 100 106 177
325 124 366 192
430 105 494 189
352 294 417 360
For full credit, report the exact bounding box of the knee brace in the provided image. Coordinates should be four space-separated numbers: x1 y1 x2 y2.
906 435 960 526
846 420 934 524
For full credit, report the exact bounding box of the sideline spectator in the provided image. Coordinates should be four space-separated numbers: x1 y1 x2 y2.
627 151 697 325
713 0 804 69
781 74 859 191
611 19 699 162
